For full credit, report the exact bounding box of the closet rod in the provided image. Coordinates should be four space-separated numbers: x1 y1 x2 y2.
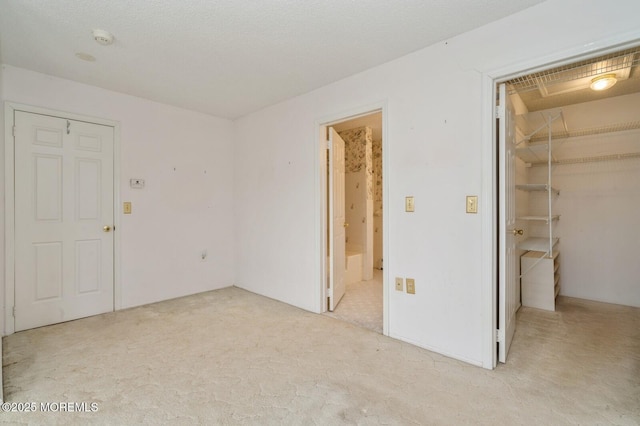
530 151 640 166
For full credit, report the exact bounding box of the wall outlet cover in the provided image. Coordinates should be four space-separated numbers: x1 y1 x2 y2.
395 277 403 291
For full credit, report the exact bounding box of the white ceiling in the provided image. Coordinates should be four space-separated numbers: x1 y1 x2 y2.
0 0 545 119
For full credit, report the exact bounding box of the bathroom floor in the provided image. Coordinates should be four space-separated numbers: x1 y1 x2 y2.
324 269 382 333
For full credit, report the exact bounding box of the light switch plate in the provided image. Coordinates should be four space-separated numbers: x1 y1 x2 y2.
395 277 403 291
405 196 415 212
406 278 416 294
123 202 132 214
466 196 478 214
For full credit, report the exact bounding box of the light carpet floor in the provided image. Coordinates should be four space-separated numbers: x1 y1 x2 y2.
2 288 639 425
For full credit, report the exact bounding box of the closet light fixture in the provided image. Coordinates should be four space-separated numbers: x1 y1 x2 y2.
590 74 617 91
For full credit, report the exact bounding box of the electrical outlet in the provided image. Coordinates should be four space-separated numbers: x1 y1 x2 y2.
406 278 416 294
201 249 208 261
395 277 404 291
123 202 132 214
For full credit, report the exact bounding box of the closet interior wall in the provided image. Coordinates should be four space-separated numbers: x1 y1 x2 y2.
516 92 640 308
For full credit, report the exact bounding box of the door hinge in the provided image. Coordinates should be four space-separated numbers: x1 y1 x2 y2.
496 329 504 343
496 106 505 120
326 139 331 150
12 306 16 317
327 288 333 297
13 126 16 137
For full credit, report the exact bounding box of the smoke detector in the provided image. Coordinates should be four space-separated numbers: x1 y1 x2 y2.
92 29 114 46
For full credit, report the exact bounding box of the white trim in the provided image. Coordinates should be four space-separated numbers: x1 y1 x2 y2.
480 32 640 369
315 101 390 336
4 104 16 335
3 102 121 335
381 106 389 337
112 124 122 311
314 123 327 313
480 73 497 369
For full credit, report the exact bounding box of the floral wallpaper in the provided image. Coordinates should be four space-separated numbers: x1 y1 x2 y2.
373 139 382 216
338 127 373 200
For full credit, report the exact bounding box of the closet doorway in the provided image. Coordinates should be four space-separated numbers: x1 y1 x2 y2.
320 111 385 334
497 46 640 363
4 103 120 334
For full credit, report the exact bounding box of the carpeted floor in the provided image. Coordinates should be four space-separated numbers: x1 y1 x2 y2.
2 287 639 425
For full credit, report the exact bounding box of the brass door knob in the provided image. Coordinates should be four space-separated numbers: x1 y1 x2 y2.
344 222 349 228
512 229 524 236
103 225 111 232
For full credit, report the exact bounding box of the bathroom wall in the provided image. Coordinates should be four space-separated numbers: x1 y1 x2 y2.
373 138 383 269
339 126 373 280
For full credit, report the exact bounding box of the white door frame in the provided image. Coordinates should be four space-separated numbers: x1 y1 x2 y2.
315 101 389 335
480 34 640 368
4 102 122 336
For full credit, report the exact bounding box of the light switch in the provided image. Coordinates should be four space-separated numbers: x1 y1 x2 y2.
466 196 478 214
123 202 132 214
406 278 416 294
405 196 415 212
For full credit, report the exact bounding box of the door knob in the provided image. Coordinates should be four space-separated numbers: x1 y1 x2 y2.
103 225 111 232
511 229 523 236
343 222 349 228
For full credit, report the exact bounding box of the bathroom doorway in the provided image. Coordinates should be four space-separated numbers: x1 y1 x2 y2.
322 111 384 333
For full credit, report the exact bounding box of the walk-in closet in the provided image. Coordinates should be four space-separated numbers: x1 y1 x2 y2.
507 47 640 311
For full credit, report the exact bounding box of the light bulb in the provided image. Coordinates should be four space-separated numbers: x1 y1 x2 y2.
590 74 617 91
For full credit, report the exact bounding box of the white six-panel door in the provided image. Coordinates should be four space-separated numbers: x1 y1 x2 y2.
14 111 114 331
329 128 346 311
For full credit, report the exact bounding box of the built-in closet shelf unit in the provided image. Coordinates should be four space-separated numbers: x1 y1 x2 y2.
521 250 560 311
517 237 559 253
515 144 554 163
517 215 560 223
515 112 562 259
515 184 559 195
516 112 562 311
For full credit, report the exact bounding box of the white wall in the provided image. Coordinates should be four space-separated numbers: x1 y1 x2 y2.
529 131 640 307
1 65 235 334
233 0 640 366
0 60 4 402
